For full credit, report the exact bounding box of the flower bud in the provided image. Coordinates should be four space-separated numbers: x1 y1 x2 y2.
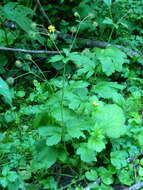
74 12 80 18
6 77 14 85
31 22 37 29
25 54 32 60
70 26 77 33
15 60 22 68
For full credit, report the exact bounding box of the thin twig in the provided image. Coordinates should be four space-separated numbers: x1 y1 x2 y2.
36 0 52 25
0 46 61 54
123 181 143 190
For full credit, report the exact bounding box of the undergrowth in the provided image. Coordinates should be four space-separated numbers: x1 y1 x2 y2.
0 0 143 189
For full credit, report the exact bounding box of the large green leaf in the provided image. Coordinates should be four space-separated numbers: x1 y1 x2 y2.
38 125 62 146
3 3 33 33
95 47 127 76
0 77 12 106
30 140 57 170
66 118 86 139
118 169 133 185
110 151 128 169
76 143 97 163
69 53 95 78
85 170 98 181
3 3 44 44
0 30 16 46
92 81 125 104
103 0 112 6
98 167 113 185
50 106 88 139
88 134 106 152
94 104 126 138
93 81 125 98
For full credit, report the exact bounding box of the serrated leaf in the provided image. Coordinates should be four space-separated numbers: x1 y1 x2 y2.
88 134 106 152
46 135 61 146
100 184 114 190
8 171 18 182
94 104 126 138
118 169 133 185
76 143 96 163
68 53 95 78
0 30 16 46
103 0 112 6
34 112 52 128
85 170 98 181
65 112 87 138
51 62 64 70
0 77 12 105
110 151 128 169
69 80 89 89
4 111 16 123
0 177 8 187
49 55 64 63
93 81 124 97
3 3 34 33
98 167 113 185
38 125 62 146
66 118 86 138
31 140 57 170
51 107 87 139
139 166 143 176
103 17 114 25
135 132 143 146
3 3 44 44
2 166 9 176
40 176 57 190
92 81 125 104
95 47 127 76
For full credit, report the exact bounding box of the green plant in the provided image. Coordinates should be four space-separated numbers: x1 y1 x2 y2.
0 0 143 189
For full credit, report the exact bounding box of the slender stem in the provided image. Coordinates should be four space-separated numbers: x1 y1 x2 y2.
48 32 65 123
14 71 44 81
36 0 52 25
14 72 30 79
117 9 132 25
50 34 63 56
60 176 85 190
30 59 47 80
108 9 132 43
108 27 114 43
69 15 90 52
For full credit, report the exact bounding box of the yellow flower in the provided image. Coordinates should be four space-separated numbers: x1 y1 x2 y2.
48 25 55 33
93 101 99 106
